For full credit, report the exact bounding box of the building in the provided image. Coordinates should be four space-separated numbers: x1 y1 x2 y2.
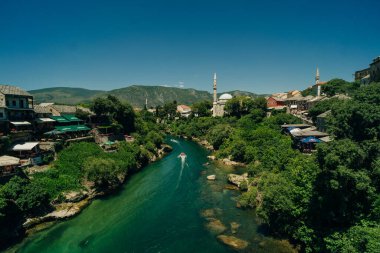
370 56 380 83
285 95 314 112
177 105 192 118
34 105 56 134
0 155 21 177
0 85 35 134
355 56 380 84
267 96 286 109
212 73 233 117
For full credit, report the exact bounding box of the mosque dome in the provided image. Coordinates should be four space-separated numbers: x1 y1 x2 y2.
219 93 233 100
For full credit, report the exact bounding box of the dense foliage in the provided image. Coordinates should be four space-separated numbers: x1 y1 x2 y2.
302 79 360 97
91 95 136 133
0 97 165 250
169 83 380 252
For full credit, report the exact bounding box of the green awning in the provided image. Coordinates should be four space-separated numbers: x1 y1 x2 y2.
43 130 64 135
50 116 70 123
55 125 91 132
62 114 82 122
75 125 91 131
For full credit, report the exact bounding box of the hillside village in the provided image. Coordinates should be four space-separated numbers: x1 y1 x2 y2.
1 56 379 178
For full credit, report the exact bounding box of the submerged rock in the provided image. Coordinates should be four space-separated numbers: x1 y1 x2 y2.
207 155 216 160
217 235 249 250
207 175 216 181
224 184 239 191
230 222 240 234
200 209 215 218
206 218 227 234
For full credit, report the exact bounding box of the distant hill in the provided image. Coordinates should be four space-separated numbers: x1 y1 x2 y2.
107 85 211 108
222 90 265 98
29 85 264 108
29 87 105 105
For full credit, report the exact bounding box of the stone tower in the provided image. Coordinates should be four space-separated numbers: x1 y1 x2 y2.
316 67 321 96
212 73 217 117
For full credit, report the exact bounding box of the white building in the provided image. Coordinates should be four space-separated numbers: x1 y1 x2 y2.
177 104 192 118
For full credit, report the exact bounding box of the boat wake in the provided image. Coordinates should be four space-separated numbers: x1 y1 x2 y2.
176 156 188 189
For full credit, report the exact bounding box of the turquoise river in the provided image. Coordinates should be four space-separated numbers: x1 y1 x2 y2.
9 137 294 253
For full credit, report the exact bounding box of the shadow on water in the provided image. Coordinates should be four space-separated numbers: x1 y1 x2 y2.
78 234 96 249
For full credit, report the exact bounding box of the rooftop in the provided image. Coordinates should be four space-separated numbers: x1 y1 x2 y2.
12 142 39 151
51 105 77 114
34 105 53 114
0 85 32 97
0 155 20 166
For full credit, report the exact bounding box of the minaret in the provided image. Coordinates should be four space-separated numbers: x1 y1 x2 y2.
213 73 217 103
316 67 321 96
212 73 217 117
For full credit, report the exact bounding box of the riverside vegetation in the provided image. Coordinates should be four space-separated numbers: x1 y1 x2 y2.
169 82 380 252
0 96 166 250
2 81 380 252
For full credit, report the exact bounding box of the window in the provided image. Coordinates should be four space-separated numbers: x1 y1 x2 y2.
12 100 16 106
20 100 24 108
0 112 3 118
6 100 9 106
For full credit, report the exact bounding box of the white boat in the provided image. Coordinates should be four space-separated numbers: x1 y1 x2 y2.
178 152 187 158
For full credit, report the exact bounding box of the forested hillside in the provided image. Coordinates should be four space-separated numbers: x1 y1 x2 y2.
29 85 262 107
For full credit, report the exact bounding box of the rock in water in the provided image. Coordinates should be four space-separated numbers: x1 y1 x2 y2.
200 209 215 218
227 173 248 187
207 175 216 180
224 184 239 191
217 235 249 250
206 218 227 234
230 222 240 234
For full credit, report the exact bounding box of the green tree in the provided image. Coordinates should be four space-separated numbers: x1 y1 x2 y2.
84 158 122 187
192 100 212 117
207 124 233 149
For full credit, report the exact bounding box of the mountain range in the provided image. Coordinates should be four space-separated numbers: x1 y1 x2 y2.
29 85 264 108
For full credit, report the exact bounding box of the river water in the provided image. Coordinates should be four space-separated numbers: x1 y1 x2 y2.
10 138 294 253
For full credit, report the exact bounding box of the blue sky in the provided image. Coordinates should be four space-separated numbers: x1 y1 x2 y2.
0 0 379 94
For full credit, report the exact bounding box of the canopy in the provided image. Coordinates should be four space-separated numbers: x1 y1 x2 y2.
0 155 20 166
50 116 70 123
75 125 91 131
36 118 56 123
43 129 64 135
290 128 302 134
62 114 82 122
55 125 91 132
10 121 31 126
319 136 332 143
300 136 321 143
12 142 39 151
